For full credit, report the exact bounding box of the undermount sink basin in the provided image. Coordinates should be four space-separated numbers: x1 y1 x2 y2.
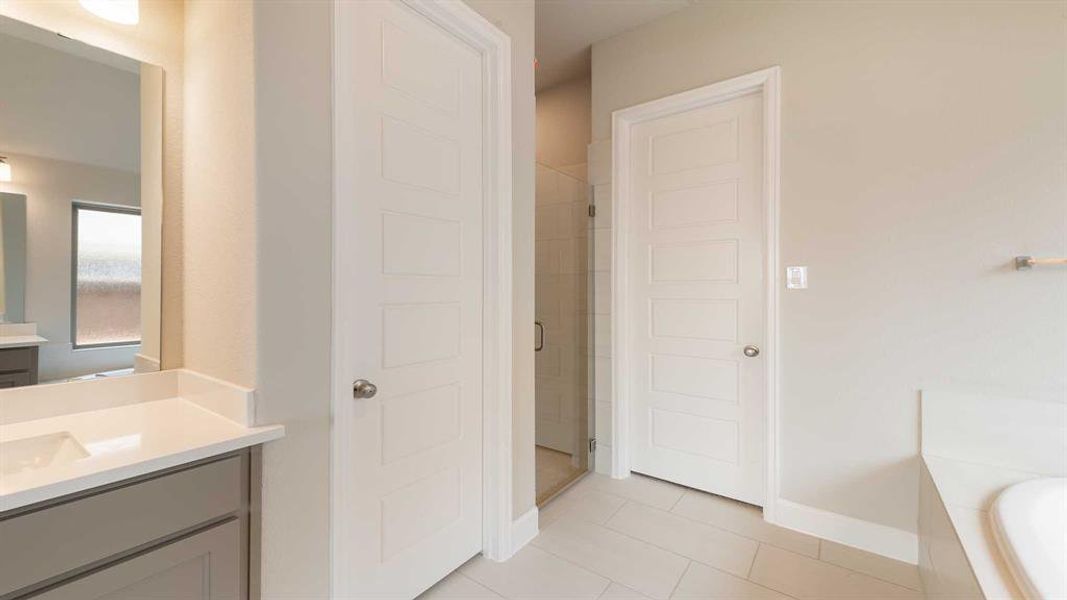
0 432 90 476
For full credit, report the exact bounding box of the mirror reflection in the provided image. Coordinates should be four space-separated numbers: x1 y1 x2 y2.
0 16 163 387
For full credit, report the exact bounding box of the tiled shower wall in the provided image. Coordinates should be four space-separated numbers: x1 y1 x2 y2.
588 141 612 474
535 162 590 466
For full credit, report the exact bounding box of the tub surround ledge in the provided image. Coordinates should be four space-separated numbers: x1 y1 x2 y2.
919 390 1067 600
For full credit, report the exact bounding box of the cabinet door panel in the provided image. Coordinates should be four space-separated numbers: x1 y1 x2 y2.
34 520 241 600
0 455 242 596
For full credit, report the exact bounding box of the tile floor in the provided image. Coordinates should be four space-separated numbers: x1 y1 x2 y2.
536 446 585 505
421 473 924 600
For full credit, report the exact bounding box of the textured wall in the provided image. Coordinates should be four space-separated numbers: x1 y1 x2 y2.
182 0 255 387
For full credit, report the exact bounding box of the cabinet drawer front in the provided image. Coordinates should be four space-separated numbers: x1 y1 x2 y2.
0 455 243 597
0 348 32 373
32 519 242 600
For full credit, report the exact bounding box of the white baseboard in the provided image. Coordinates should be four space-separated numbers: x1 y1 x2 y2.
510 506 539 557
768 499 918 564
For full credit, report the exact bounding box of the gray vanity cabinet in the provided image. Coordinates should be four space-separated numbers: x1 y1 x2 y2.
33 520 241 600
0 450 254 599
0 347 38 388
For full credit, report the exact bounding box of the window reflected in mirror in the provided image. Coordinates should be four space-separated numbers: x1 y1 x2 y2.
72 204 142 350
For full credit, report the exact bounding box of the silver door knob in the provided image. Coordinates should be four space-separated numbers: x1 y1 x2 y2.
352 379 378 399
743 345 760 358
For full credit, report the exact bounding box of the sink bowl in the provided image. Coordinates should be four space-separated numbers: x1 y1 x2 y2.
0 432 89 476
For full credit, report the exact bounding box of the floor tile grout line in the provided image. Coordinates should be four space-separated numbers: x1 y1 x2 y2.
592 513 755 580
593 578 613 600
665 559 692 600
664 501 823 559
529 531 650 597
604 497 630 523
686 554 804 600
468 544 612 600
533 515 693 599
602 497 770 559
666 490 686 512
745 543 760 579
443 570 506 599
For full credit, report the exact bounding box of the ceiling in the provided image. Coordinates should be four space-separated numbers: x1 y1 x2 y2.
535 0 693 91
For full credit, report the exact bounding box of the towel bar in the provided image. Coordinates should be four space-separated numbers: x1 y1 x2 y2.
1014 256 1067 270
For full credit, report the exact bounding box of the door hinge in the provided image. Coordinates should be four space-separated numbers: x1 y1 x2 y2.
588 204 596 218
588 438 597 453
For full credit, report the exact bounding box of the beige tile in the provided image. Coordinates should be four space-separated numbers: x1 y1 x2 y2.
418 570 502 599
606 502 758 578
577 473 686 510
671 491 820 558
539 485 627 529
461 545 609 600
819 540 922 591
671 562 792 599
749 544 923 600
599 582 653 599
533 515 689 600
537 446 585 504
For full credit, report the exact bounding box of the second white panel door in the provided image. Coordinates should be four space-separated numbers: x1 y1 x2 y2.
626 91 766 506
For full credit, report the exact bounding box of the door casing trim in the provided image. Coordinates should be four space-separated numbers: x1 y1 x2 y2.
331 1 515 595
610 66 782 518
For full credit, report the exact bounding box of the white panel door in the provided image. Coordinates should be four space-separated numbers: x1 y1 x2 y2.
337 1 485 597
627 92 766 506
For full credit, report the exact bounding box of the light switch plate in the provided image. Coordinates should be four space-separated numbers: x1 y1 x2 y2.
786 266 808 289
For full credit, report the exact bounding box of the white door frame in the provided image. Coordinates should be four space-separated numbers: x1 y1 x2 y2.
330 0 514 594
610 66 782 518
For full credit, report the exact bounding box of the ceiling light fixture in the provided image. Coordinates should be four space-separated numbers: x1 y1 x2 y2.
0 158 11 183
79 0 139 25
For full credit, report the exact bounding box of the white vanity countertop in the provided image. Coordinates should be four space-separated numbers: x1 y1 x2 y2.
0 335 48 348
0 397 284 512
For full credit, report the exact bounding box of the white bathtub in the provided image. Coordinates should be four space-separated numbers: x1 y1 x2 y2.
991 478 1067 600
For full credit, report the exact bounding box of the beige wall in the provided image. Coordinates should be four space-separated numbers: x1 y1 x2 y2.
182 0 255 388
465 0 538 519
0 0 184 371
536 76 591 176
591 1 1067 533
252 0 333 596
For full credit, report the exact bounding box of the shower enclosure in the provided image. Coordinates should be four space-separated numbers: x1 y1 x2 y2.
534 162 594 504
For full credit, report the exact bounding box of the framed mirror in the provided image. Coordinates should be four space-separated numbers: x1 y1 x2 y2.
0 16 164 387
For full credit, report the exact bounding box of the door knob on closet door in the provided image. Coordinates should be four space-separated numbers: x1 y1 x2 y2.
352 379 378 399
743 345 760 358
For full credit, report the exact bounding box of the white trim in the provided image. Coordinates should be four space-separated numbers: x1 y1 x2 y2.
610 67 783 508
330 1 514 595
510 506 540 556
770 499 920 564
